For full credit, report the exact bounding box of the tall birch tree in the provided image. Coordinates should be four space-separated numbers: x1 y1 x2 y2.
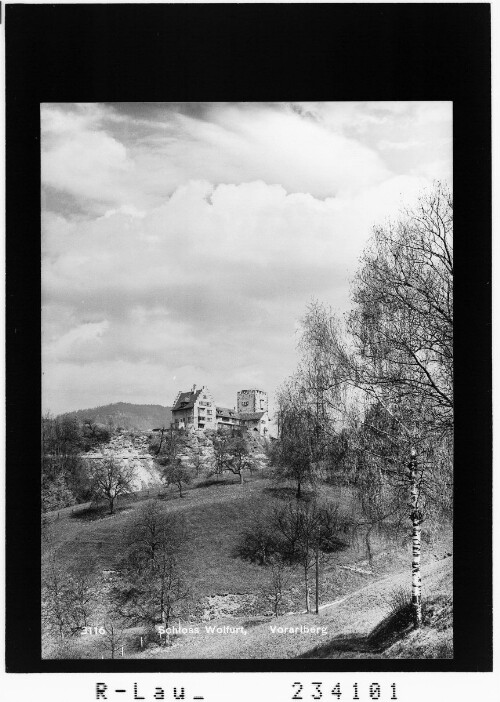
299 183 453 627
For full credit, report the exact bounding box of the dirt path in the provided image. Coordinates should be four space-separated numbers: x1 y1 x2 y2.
138 552 452 659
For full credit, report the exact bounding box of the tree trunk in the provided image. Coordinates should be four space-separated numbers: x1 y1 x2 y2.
409 449 422 628
178 482 183 497
156 427 165 455
109 496 114 514
161 605 167 646
365 525 374 569
239 471 243 484
297 480 301 500
304 565 310 613
315 550 319 614
165 605 172 646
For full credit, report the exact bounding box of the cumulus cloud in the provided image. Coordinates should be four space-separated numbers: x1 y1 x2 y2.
42 106 136 212
41 102 393 213
41 102 452 414
44 320 110 363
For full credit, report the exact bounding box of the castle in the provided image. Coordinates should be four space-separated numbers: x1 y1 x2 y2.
171 385 270 436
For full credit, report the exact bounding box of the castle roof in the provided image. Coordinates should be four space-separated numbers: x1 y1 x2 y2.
216 406 240 418
172 388 203 412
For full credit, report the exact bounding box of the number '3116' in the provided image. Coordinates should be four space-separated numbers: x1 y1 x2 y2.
292 682 398 700
81 626 106 636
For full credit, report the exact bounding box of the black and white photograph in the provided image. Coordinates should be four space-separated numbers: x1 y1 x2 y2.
40 101 454 661
5 6 493 701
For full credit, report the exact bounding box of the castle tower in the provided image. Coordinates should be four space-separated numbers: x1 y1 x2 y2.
237 389 268 414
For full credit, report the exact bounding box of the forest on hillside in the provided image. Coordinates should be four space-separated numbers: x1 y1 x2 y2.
61 402 172 431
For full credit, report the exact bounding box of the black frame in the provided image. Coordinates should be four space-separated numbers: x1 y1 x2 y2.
5 2 492 673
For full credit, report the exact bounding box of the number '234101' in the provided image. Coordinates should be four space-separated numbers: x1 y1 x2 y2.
292 682 398 700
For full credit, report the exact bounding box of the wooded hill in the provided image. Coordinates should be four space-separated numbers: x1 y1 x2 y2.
61 402 172 431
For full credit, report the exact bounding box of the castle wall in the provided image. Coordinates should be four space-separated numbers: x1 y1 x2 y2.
237 389 268 414
193 386 217 430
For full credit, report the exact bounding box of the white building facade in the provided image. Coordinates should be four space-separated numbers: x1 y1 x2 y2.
171 385 217 431
171 386 270 436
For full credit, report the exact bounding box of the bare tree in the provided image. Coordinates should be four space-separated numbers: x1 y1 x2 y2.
161 459 193 497
152 429 192 496
115 501 190 640
272 379 321 499
149 426 167 456
348 184 452 627
99 620 126 659
272 500 311 612
189 444 206 477
153 427 185 462
42 412 88 510
341 405 408 568
42 556 71 642
226 433 255 484
297 183 453 627
90 458 135 514
117 550 190 644
43 556 100 646
238 510 280 566
211 427 233 481
125 499 184 566
264 554 292 618
298 302 345 457
66 561 98 631
273 499 346 614
311 502 351 614
349 184 453 429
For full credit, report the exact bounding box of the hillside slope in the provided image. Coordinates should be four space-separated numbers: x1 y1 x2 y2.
61 402 172 430
43 474 452 660
140 555 452 660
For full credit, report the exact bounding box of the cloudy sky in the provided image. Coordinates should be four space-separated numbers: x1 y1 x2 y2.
41 102 452 415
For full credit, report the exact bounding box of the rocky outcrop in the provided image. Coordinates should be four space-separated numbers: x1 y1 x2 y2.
176 429 216 468
82 427 270 491
82 431 162 490
179 428 270 471
197 593 260 621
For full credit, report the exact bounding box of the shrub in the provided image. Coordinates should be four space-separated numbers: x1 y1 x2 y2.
45 640 87 659
387 587 413 635
367 586 416 651
238 522 281 565
387 586 414 631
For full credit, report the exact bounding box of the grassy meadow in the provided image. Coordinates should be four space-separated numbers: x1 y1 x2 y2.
42 471 452 659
